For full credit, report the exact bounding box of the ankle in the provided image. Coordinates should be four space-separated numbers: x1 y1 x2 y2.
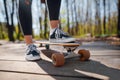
26 43 34 46
24 35 33 45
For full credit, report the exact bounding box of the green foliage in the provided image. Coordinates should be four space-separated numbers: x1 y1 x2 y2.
60 12 118 39
0 23 8 40
0 0 118 40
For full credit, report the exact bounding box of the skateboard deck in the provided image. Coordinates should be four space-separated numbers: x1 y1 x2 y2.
36 40 90 67
36 41 80 47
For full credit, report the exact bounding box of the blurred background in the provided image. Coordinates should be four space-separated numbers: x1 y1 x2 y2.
0 0 120 43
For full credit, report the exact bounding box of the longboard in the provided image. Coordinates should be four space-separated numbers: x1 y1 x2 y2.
36 40 90 67
36 41 80 47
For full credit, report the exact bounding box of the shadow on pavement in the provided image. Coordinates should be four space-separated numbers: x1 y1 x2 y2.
36 56 120 80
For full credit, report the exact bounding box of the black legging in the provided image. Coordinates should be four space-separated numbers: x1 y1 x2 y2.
19 0 61 35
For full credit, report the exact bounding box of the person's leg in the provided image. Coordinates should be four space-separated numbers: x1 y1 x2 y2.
19 0 40 61
46 0 75 43
46 0 61 35
19 0 33 45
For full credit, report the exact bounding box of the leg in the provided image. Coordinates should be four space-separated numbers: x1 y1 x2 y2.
19 0 33 45
46 0 61 29
46 0 61 36
46 0 75 43
18 0 40 61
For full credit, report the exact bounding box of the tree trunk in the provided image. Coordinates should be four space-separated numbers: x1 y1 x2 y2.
59 16 62 29
66 0 70 34
10 0 15 41
15 0 22 40
3 0 14 41
103 0 106 34
73 0 79 35
44 4 48 39
39 1 43 38
39 17 43 38
71 1 74 35
85 0 89 34
118 0 120 37
95 0 101 35
108 0 111 34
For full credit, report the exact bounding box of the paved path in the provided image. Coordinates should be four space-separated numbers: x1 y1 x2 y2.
0 40 120 80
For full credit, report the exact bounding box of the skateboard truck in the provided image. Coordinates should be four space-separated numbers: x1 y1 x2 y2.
65 46 77 52
63 46 78 58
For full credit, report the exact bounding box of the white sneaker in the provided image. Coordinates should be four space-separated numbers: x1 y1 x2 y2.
25 44 41 61
49 28 75 43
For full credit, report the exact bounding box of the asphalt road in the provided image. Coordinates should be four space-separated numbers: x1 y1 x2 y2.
0 40 120 80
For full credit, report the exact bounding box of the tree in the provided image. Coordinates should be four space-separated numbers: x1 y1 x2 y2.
103 0 106 34
15 0 22 40
73 0 79 35
118 0 120 37
3 0 14 41
95 0 101 35
108 0 111 34
44 3 48 39
71 0 75 35
66 0 70 34
39 1 43 38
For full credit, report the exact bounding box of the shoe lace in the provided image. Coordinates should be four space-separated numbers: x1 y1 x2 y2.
55 28 68 39
28 44 37 52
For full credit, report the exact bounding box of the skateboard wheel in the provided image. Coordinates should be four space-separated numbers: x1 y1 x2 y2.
78 49 90 61
51 53 65 67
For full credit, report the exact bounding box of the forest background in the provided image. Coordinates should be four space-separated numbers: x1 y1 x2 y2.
0 0 120 42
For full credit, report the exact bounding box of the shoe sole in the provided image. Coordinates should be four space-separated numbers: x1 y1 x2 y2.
25 55 41 61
